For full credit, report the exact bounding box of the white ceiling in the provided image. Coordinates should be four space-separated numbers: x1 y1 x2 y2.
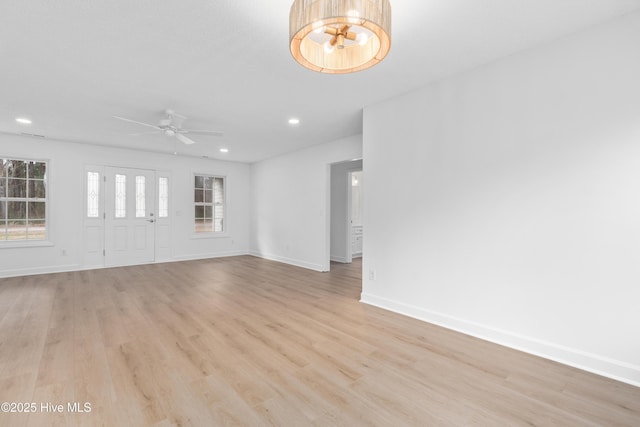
2 0 639 163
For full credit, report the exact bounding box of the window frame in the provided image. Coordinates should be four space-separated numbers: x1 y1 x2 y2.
192 173 227 238
0 156 51 247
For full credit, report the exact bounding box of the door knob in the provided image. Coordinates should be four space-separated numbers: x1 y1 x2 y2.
146 219 154 223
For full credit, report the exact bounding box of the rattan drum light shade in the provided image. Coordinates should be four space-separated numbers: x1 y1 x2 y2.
289 0 391 73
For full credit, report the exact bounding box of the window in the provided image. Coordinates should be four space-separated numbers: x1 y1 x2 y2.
114 174 126 218
135 175 146 218
0 158 47 241
194 174 225 233
87 171 100 218
158 177 169 218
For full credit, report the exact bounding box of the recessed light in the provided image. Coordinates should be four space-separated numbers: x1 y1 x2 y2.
16 117 32 125
288 118 300 125
219 148 229 153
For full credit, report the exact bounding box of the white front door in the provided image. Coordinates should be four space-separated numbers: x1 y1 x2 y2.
104 167 155 267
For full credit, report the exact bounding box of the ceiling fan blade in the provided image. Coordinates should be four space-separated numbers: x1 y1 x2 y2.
175 133 197 145
113 116 161 130
179 129 224 136
129 130 162 136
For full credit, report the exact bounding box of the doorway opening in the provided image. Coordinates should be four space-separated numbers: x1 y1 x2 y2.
350 170 363 260
329 159 363 266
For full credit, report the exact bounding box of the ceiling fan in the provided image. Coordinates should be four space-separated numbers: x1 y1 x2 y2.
113 109 223 145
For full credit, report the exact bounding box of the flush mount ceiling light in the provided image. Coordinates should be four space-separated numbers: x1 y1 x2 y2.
288 118 300 125
289 0 391 74
15 117 32 124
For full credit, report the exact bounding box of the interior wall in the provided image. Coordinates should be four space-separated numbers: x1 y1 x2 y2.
0 135 251 277
330 159 363 263
361 11 640 386
250 135 362 271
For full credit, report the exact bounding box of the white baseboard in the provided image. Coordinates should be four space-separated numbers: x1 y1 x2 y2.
360 292 640 388
0 251 250 279
0 263 84 279
330 255 349 263
171 250 249 262
249 250 326 272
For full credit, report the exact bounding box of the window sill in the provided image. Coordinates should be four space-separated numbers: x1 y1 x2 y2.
0 240 55 249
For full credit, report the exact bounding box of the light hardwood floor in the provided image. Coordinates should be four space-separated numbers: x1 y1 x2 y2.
0 256 638 426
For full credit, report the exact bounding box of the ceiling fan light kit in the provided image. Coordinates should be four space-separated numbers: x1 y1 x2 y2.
289 0 392 74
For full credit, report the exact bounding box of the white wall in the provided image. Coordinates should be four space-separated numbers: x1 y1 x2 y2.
0 134 251 277
362 11 640 386
251 135 362 271
330 160 362 263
